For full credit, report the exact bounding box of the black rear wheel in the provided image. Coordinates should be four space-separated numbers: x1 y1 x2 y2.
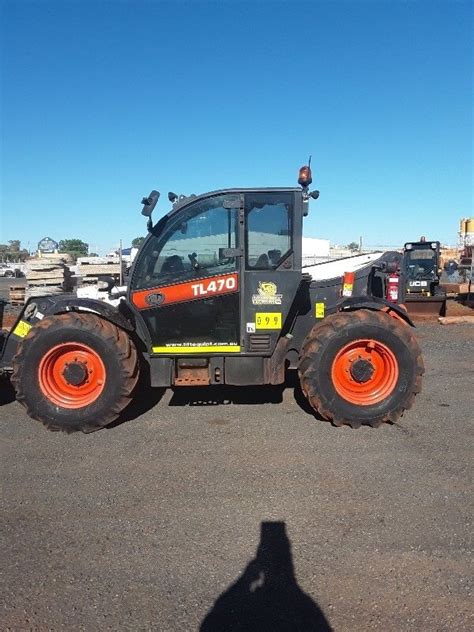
298 309 424 428
11 313 139 432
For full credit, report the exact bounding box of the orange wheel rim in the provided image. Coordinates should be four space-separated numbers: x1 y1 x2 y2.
38 343 106 409
331 339 399 406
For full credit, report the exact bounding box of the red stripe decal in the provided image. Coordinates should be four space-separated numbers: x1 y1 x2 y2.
132 272 239 309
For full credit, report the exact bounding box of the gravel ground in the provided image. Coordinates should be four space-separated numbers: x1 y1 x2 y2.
0 323 473 631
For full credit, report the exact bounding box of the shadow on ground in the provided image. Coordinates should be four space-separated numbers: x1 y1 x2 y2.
200 521 332 632
107 384 166 429
109 370 326 428
168 370 326 421
169 384 285 406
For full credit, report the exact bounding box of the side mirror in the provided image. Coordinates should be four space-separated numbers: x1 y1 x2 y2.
141 190 160 217
141 190 160 231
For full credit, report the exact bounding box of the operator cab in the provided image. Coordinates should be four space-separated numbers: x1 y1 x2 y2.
128 188 303 356
125 165 319 382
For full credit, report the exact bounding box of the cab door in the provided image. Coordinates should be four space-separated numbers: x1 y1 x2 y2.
129 194 241 353
242 191 302 354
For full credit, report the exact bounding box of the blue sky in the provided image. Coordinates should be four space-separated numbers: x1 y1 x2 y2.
1 0 472 253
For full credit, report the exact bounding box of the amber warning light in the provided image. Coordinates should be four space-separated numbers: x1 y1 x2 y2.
298 165 313 188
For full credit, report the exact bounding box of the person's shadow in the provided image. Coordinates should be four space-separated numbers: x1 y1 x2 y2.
200 521 332 632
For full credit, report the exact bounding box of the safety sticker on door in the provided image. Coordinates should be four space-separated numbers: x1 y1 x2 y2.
255 312 282 330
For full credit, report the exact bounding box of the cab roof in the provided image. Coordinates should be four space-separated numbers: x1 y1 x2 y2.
167 187 302 216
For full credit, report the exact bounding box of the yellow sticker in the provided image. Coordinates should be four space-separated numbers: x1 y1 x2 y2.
255 312 282 329
13 320 32 338
315 302 325 318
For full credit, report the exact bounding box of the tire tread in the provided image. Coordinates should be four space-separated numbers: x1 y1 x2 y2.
11 312 139 433
298 309 424 429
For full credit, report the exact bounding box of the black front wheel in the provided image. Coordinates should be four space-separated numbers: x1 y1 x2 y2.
11 313 139 432
298 309 424 428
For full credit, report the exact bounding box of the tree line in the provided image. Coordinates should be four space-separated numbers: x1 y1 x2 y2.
0 240 29 262
0 237 147 262
0 239 94 262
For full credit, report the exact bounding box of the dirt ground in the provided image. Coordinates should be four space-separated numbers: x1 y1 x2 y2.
445 299 474 317
1 322 473 631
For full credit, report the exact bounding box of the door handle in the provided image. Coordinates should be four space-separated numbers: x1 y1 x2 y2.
219 247 242 259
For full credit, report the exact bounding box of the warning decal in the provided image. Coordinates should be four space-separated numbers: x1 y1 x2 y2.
13 320 32 338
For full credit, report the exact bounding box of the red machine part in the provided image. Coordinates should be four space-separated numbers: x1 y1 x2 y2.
342 271 355 297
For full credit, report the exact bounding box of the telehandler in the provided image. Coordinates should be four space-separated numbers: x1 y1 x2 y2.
0 165 423 432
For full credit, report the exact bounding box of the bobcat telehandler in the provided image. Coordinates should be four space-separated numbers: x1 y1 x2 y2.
0 165 423 432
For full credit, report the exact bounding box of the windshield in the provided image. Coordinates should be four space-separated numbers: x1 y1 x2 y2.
405 248 436 279
131 194 238 291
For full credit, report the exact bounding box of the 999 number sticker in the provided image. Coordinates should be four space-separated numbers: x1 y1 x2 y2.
255 312 282 330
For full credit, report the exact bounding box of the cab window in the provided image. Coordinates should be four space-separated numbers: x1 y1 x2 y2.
132 195 238 290
405 248 436 278
245 192 293 269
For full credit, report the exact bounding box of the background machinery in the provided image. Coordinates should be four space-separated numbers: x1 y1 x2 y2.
0 165 424 432
402 238 447 317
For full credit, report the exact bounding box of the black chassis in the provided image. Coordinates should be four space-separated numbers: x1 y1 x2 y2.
0 187 412 386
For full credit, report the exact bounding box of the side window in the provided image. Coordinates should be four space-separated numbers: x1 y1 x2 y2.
132 195 238 290
246 192 293 269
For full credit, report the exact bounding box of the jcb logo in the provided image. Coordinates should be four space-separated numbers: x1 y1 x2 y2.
409 281 428 287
